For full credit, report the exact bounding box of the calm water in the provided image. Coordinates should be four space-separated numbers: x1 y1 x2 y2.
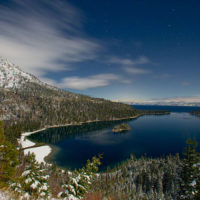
28 106 200 170
133 105 200 112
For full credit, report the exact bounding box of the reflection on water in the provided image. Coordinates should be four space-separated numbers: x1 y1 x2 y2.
28 119 131 144
28 113 200 170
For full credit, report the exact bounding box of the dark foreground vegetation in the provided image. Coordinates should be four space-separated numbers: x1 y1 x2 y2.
1 120 200 199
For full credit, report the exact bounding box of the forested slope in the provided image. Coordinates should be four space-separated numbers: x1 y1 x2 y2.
0 58 138 142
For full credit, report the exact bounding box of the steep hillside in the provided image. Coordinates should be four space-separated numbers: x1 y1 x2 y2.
0 58 137 134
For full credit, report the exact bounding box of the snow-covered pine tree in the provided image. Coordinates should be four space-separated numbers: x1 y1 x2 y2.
178 139 200 200
12 153 50 199
59 155 102 200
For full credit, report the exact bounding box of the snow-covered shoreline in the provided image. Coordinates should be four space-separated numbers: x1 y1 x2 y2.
24 145 52 163
18 129 52 164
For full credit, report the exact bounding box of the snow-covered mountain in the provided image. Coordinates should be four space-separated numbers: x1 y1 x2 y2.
0 57 59 92
0 57 44 89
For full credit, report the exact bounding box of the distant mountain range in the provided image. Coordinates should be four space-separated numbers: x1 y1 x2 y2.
0 58 137 129
115 98 200 107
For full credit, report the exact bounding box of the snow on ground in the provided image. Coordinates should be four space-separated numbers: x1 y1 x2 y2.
19 132 34 149
24 145 52 163
19 129 52 164
0 190 13 200
20 134 35 148
18 128 46 149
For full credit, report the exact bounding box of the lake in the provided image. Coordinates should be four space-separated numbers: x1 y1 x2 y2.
28 105 200 171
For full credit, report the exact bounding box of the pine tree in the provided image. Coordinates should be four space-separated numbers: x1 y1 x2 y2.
19 153 50 199
0 121 19 188
0 121 4 142
178 139 200 200
60 155 102 199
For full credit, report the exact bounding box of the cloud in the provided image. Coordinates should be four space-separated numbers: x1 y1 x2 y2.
42 73 125 90
153 73 172 79
116 95 200 106
108 56 151 75
124 67 150 74
0 0 100 76
109 56 150 66
182 81 191 86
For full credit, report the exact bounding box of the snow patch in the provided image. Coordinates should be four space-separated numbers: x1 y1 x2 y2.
19 129 52 164
24 145 52 164
18 129 46 149
0 190 13 200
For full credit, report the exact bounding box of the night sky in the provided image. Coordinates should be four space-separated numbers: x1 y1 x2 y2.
0 0 200 105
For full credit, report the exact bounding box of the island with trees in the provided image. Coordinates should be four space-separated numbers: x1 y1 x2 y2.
112 123 131 133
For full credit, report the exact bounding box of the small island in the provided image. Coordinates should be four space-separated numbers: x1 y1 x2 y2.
112 123 131 133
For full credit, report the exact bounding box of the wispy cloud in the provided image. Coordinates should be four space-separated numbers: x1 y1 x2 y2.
124 67 150 74
42 73 125 90
182 81 191 86
153 73 172 79
117 95 200 106
0 0 100 76
109 56 151 75
109 56 150 66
